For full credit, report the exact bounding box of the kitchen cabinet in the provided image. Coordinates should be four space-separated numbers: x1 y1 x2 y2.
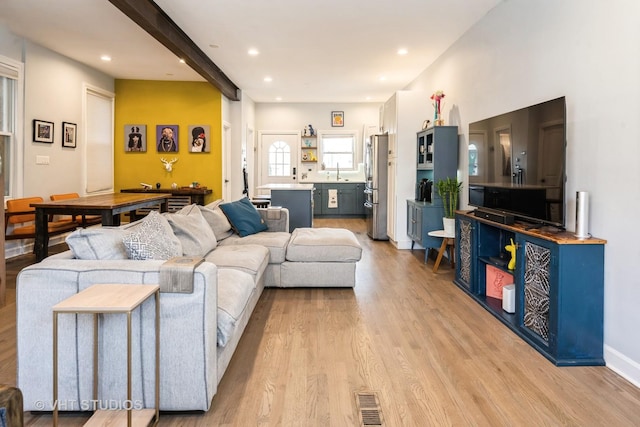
313 185 322 216
259 184 314 232
454 211 606 366
314 183 366 217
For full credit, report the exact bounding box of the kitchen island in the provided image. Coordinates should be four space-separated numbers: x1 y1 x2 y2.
257 183 314 232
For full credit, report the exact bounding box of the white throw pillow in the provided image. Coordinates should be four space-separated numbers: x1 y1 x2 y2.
66 227 129 260
199 200 233 241
123 211 182 260
165 204 217 256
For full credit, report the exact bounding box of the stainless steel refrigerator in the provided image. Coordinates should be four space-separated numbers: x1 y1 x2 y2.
364 134 389 240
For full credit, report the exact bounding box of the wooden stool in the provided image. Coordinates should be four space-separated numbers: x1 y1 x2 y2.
427 230 455 273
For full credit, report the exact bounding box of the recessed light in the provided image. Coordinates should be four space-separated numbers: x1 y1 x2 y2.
209 44 220 49
275 97 282 101
179 58 186 64
248 48 259 56
397 48 408 55
264 76 273 83
100 55 111 62
378 76 387 81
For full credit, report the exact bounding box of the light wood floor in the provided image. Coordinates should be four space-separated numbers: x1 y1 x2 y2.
2 218 640 426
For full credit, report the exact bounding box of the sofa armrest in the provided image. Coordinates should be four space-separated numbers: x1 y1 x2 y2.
258 207 289 232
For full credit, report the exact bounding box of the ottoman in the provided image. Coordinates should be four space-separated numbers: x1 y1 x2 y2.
280 228 362 287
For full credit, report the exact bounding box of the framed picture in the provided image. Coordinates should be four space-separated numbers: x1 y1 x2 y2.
157 124 179 152
62 122 77 148
124 124 147 152
188 125 210 152
331 111 344 127
33 119 54 143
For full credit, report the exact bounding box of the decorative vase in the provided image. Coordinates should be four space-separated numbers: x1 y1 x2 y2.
443 217 455 236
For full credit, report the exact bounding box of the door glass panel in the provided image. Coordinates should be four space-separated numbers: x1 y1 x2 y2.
268 140 291 176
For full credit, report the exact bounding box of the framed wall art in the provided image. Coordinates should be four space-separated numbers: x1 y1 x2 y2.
188 125 210 153
331 111 344 127
157 124 178 152
62 122 77 148
33 119 54 143
125 124 147 152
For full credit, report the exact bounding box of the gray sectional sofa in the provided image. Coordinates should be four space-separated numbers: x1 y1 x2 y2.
16 201 362 412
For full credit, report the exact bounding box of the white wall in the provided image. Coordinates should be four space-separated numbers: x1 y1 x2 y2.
405 0 640 385
1 30 114 256
22 42 114 198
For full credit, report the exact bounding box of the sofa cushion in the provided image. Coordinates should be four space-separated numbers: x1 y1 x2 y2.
66 227 129 260
219 231 290 264
216 269 256 347
122 211 182 260
165 204 217 256
200 200 234 241
204 244 269 282
286 228 362 262
65 220 142 260
219 197 268 237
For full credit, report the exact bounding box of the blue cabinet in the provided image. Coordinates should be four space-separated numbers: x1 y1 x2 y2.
408 126 458 258
454 212 605 366
314 183 366 217
407 200 447 261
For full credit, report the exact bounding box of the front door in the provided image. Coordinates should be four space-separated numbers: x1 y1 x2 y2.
258 132 299 196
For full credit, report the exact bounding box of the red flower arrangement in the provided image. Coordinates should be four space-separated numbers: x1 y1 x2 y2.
430 90 445 120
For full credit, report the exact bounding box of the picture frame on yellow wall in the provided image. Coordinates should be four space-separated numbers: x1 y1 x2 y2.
188 125 210 153
157 124 179 152
124 124 147 152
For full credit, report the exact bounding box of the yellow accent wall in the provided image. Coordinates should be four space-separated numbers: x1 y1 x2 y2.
114 80 222 203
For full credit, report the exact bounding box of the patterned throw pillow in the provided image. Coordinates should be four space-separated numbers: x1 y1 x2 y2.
123 211 182 260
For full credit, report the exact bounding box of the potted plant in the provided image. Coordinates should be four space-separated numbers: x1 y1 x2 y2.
436 177 462 235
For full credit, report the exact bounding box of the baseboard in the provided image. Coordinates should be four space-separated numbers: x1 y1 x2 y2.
604 345 640 389
4 235 68 259
394 238 414 250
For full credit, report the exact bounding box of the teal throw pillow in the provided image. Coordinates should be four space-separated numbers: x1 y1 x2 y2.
219 197 268 237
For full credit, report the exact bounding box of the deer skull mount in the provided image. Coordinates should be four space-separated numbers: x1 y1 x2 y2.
160 157 178 172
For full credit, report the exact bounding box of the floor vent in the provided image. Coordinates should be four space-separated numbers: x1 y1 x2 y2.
355 391 383 426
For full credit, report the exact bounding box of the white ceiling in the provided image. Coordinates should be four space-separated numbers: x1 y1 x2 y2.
0 0 502 103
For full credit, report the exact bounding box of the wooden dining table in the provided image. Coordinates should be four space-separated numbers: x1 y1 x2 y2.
30 192 172 262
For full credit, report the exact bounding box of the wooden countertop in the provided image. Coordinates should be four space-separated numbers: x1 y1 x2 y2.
458 210 606 245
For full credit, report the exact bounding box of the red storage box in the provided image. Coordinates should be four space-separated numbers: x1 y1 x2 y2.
486 264 514 299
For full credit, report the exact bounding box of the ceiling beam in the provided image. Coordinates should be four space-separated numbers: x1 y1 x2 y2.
108 0 241 101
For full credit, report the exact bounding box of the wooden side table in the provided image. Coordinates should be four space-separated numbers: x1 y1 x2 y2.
427 230 455 273
52 284 160 427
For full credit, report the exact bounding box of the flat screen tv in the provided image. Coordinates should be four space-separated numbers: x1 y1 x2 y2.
468 96 566 228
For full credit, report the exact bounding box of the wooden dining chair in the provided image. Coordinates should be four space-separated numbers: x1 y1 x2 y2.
5 196 78 244
50 193 102 227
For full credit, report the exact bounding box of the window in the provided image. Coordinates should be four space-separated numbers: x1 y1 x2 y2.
0 55 23 199
320 132 355 170
268 140 291 176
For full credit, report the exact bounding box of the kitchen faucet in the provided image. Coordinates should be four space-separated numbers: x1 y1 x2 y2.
336 162 340 180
